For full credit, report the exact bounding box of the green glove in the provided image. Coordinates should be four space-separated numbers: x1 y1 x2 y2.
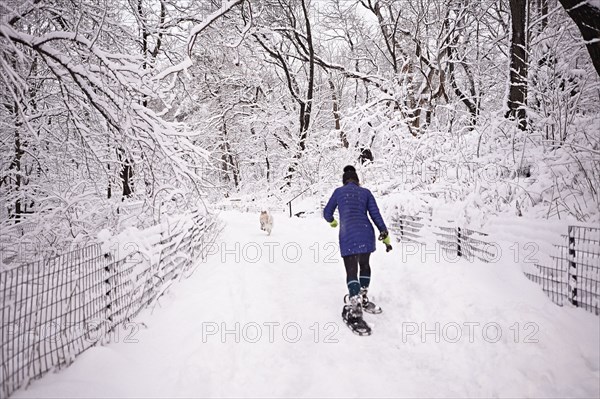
378 231 392 252
329 219 338 228
378 231 389 242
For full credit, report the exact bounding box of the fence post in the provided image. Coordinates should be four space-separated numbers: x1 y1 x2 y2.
567 226 578 307
104 256 114 330
457 227 462 257
399 218 404 239
286 185 313 218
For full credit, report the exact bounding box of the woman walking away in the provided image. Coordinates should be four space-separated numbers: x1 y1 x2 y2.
323 165 392 336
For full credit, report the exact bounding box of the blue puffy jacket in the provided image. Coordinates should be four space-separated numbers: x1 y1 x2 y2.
323 182 388 257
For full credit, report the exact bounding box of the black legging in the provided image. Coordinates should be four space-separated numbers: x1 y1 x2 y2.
343 253 371 296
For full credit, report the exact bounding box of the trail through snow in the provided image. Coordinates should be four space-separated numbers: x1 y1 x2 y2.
13 211 600 398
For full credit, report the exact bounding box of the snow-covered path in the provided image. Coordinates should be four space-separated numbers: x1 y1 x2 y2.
14 211 600 398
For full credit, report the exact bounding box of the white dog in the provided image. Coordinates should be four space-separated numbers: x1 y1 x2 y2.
259 211 274 235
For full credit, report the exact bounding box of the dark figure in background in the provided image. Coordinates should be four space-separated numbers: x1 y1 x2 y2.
359 148 373 164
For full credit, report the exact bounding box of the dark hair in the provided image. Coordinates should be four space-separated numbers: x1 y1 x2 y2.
342 165 359 185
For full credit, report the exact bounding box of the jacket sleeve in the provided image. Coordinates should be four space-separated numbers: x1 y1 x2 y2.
323 190 338 223
367 190 387 232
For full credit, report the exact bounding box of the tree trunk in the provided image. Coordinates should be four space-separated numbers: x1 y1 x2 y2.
121 159 134 198
299 0 315 152
540 0 548 31
14 124 22 223
117 148 134 199
328 76 348 148
221 119 239 188
558 0 600 77
107 162 112 199
264 140 270 183
137 0 149 108
447 43 479 128
506 0 529 131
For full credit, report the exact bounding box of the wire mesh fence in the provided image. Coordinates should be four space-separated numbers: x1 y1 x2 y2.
388 213 497 263
524 262 568 306
524 226 600 315
433 224 498 263
568 226 600 314
388 213 598 315
525 226 600 315
389 214 426 245
0 210 220 398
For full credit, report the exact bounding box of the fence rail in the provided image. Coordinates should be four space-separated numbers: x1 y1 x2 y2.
1 210 220 398
286 186 315 217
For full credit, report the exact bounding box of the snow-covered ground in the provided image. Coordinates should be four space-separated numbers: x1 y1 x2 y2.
13 210 600 398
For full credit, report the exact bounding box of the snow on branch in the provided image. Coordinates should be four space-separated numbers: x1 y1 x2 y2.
155 0 245 82
0 5 213 212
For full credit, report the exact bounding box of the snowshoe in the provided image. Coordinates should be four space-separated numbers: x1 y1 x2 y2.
344 290 383 315
360 288 383 314
342 295 371 336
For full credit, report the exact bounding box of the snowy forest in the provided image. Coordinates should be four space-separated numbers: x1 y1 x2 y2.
2 1 600 397
1 0 599 258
